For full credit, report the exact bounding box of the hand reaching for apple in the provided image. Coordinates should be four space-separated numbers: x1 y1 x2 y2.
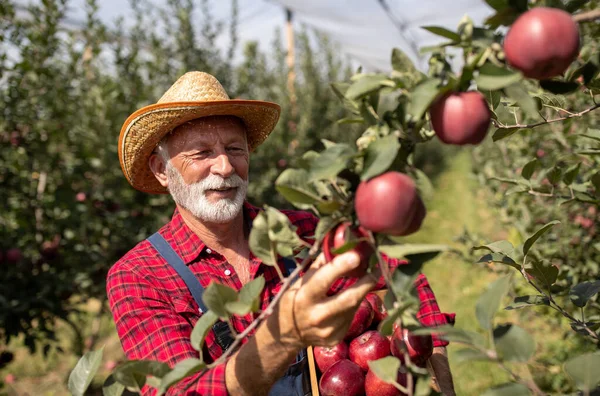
278 250 381 349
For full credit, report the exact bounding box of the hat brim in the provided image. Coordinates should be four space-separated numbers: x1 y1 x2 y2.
119 100 280 194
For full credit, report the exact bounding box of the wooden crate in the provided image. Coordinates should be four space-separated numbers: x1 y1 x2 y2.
307 289 388 395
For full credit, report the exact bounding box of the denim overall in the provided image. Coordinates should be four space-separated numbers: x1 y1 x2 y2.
147 233 310 395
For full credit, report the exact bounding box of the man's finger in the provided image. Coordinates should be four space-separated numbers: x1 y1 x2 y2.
321 271 380 316
303 251 362 299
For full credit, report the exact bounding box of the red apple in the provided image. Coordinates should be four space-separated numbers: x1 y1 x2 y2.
504 7 579 80
319 359 365 396
5 248 22 264
344 299 374 341
390 324 433 367
365 367 408 396
365 293 387 326
400 196 426 236
322 221 374 277
75 192 87 202
349 330 391 371
429 91 491 146
355 172 421 236
314 341 349 374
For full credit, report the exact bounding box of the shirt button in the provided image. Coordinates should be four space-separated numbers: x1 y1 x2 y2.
224 269 231 276
206 248 212 254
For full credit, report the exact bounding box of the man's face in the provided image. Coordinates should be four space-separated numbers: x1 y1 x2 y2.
162 116 250 224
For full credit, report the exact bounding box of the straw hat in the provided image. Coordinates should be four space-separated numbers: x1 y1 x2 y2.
118 71 281 194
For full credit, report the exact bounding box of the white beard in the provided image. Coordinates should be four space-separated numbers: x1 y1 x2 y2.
165 161 248 224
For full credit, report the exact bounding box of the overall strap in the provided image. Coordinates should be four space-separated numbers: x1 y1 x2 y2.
147 232 208 313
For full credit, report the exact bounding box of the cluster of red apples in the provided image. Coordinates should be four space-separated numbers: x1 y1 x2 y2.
315 292 434 396
430 7 580 146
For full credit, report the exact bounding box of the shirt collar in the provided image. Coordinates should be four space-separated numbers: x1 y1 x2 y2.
166 201 262 265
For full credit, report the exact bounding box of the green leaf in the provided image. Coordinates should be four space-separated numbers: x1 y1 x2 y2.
577 128 600 142
482 382 530 396
546 166 563 185
476 64 523 90
275 169 321 207
505 295 550 310
492 127 524 142
239 276 266 312
564 352 600 391
391 48 418 74
265 206 303 258
225 301 252 315
202 283 238 318
315 216 337 244
190 310 218 354
521 159 537 180
367 356 401 384
361 134 400 181
68 347 105 396
346 74 390 100
482 89 502 110
477 253 520 270
569 280 600 308
379 244 449 259
112 360 171 392
413 326 486 348
476 275 512 330
157 358 205 395
453 348 494 363
562 163 581 185
102 375 125 396
472 240 515 257
308 144 356 182
422 26 461 41
484 0 509 11
539 79 580 94
408 78 442 120
337 117 364 125
249 212 275 265
526 260 559 289
504 83 539 118
413 168 434 201
523 220 560 255
494 324 535 362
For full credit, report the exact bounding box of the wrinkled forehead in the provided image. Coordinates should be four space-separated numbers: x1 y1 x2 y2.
169 115 248 146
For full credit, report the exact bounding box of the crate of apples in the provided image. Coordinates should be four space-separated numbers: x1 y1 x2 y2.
307 290 434 396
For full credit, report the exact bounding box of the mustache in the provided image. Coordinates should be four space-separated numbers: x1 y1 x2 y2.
195 174 246 190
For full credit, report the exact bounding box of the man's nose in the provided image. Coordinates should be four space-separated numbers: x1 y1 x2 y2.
211 153 235 178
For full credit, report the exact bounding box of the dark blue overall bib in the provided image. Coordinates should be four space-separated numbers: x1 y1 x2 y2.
147 232 310 395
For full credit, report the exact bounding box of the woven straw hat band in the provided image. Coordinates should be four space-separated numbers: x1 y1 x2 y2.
118 71 281 194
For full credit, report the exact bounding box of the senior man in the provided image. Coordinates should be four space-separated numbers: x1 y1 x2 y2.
108 71 456 395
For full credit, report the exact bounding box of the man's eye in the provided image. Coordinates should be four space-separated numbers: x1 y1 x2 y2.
227 147 244 153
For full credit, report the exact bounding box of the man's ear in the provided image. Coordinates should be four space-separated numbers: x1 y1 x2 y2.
148 153 169 189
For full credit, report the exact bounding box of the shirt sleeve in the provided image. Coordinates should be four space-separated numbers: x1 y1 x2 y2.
107 261 228 396
328 255 456 348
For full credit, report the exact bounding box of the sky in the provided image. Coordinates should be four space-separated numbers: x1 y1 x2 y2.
16 0 495 71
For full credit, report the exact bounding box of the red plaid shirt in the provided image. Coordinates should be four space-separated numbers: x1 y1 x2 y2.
107 202 455 395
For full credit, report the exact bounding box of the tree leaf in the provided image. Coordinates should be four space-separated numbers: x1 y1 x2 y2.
492 127 525 142
521 159 537 180
484 0 509 11
102 375 125 396
346 74 390 100
379 244 449 259
249 212 276 265
477 253 520 270
361 134 400 181
482 382 530 396
540 79 580 94
265 206 303 258
493 324 535 362
569 280 600 308
68 347 105 396
315 216 337 244
476 63 523 90
412 326 486 348
275 169 321 207
453 348 494 363
546 166 564 185
202 283 238 318
367 356 401 384
562 163 581 186
308 144 356 182
476 275 512 330
505 295 550 310
523 220 560 255
157 358 206 395
482 89 502 110
408 78 442 120
190 310 218 354
472 240 515 257
422 26 461 41
391 48 418 75
239 276 266 312
504 83 539 118
564 352 600 391
112 360 171 392
412 168 434 201
225 301 252 315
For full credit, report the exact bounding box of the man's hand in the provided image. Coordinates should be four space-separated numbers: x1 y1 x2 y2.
280 251 381 348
